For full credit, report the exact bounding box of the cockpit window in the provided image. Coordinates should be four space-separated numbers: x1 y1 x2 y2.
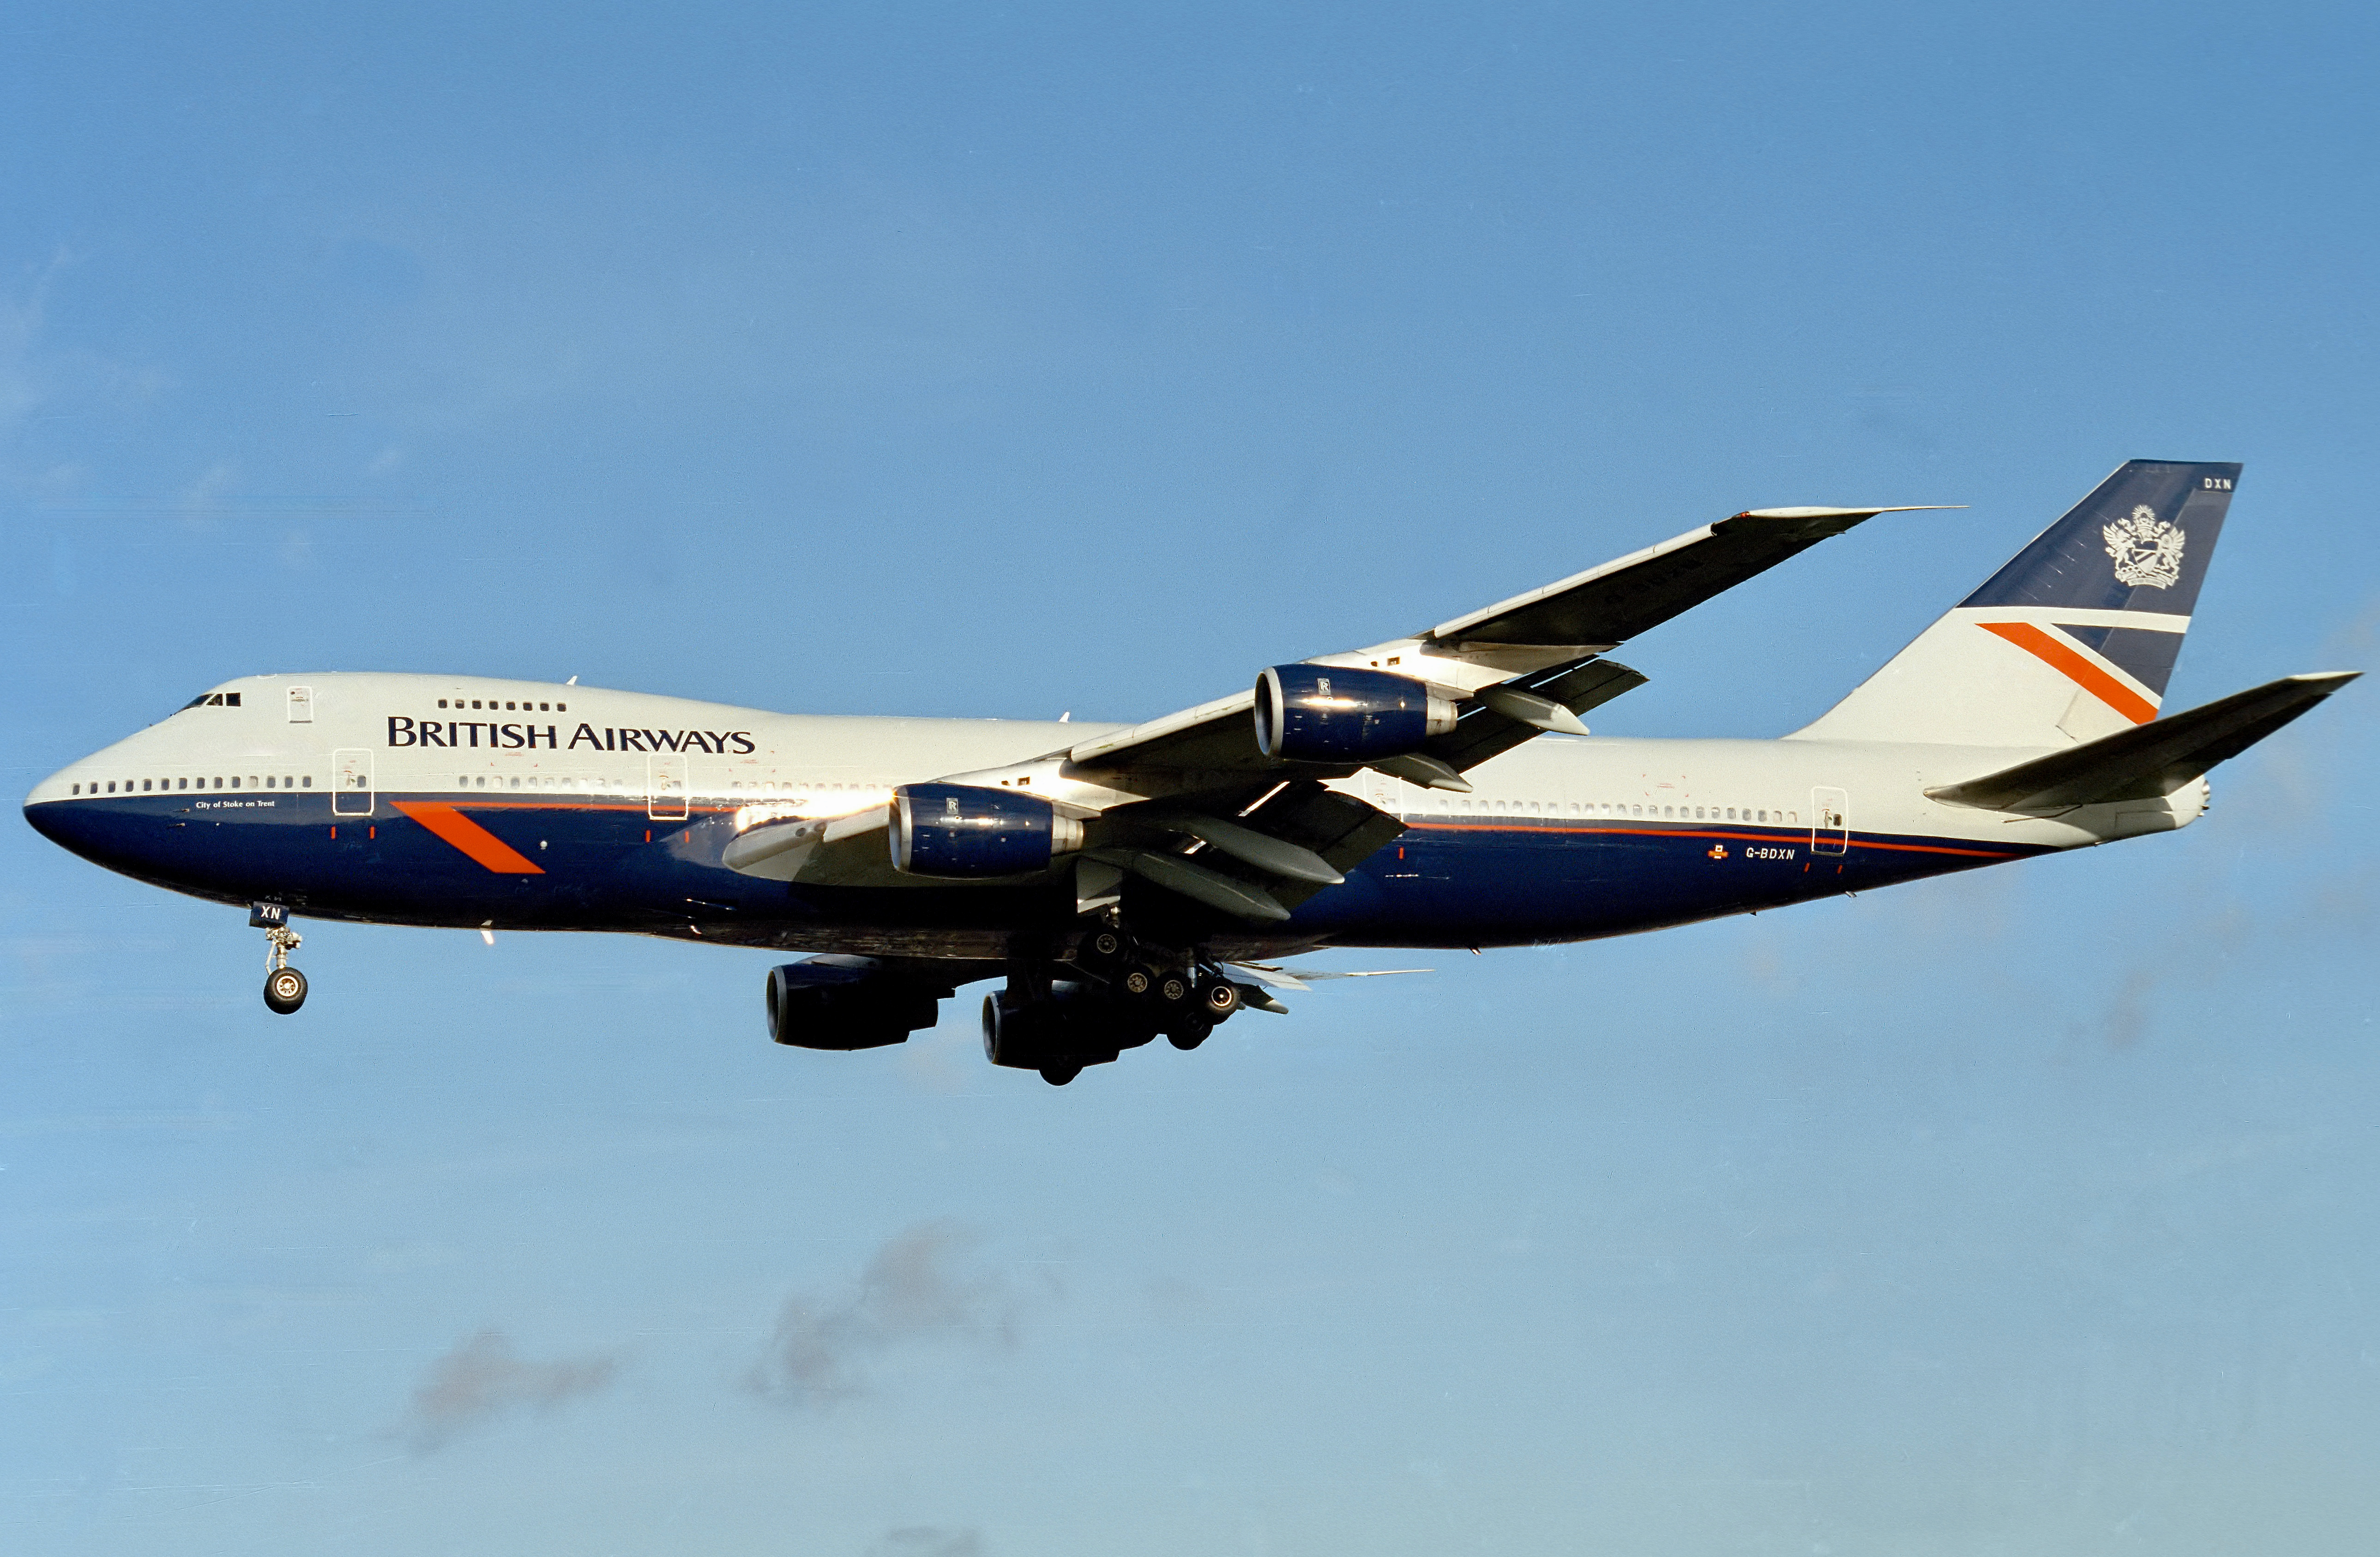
181 691 242 709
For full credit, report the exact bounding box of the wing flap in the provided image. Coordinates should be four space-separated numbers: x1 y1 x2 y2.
1423 657 1649 774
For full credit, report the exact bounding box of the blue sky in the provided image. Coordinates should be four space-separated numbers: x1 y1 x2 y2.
4 4 2376 1552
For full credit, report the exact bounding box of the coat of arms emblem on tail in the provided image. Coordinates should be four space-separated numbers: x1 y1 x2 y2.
2103 504 2187 589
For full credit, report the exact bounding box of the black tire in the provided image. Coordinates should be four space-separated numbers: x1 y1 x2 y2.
1039 1063 1081 1086
1167 1020 1211 1051
1197 978 1241 1019
1085 928 1126 963
1152 970 1192 1009
264 966 308 1015
1119 964 1156 998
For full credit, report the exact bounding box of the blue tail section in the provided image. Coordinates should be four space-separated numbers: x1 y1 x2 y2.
1958 460 2238 695
1795 459 2245 743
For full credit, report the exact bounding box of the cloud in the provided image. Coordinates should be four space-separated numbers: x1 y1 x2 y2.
748 1220 1038 1405
400 1329 619 1453
2103 966 2154 1050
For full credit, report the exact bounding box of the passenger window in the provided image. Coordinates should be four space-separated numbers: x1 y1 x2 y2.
509 777 520 789
229 776 240 788
265 776 274 789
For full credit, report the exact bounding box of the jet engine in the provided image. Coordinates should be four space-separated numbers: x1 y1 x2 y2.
1253 664 1457 762
890 782 1084 878
766 956 947 1049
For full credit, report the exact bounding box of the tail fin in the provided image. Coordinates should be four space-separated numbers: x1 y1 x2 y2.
1790 460 2241 747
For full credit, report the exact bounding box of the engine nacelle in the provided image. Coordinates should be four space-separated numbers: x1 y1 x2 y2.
1253 664 1457 762
890 782 1084 878
766 956 946 1050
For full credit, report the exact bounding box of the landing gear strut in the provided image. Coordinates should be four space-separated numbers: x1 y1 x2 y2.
982 925 1259 1083
252 902 307 1015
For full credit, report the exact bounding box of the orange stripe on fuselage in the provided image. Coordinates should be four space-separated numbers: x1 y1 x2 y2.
1977 621 2157 725
392 801 546 873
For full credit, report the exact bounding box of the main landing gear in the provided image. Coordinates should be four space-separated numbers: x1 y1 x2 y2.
251 902 307 1015
983 924 1254 1085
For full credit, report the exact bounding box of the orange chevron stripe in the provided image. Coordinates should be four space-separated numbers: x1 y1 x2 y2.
392 801 546 873
1977 621 2157 725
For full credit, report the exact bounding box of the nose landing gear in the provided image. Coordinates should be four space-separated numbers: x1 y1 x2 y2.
251 902 307 1015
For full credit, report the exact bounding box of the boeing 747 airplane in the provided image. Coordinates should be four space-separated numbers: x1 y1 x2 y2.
24 460 2356 1083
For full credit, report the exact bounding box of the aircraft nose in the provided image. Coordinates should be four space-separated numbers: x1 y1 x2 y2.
22 789 66 845
23 758 169 878
24 766 110 864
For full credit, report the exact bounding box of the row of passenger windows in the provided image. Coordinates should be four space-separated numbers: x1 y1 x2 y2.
438 698 567 712
1428 797 1798 824
447 776 884 799
74 775 310 795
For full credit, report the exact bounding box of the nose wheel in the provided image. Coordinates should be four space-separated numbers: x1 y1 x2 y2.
261 923 307 1015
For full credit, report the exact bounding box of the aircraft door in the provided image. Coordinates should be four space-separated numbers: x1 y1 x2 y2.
648 753 689 821
286 685 313 722
333 749 374 817
1810 786 1849 855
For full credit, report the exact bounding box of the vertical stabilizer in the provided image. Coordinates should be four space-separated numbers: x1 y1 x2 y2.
1790 460 2240 748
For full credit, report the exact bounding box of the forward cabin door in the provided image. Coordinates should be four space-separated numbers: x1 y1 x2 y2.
333 749 374 817
1810 785 1849 855
647 753 689 821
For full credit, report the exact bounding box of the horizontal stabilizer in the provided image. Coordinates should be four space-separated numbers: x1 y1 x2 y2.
1924 671 2359 812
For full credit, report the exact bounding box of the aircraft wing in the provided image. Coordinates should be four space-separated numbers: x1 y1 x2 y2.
1422 505 1953 650
728 500 1932 917
1060 504 1940 785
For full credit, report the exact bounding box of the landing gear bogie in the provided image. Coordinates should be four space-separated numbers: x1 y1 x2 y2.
990 930 1256 1082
